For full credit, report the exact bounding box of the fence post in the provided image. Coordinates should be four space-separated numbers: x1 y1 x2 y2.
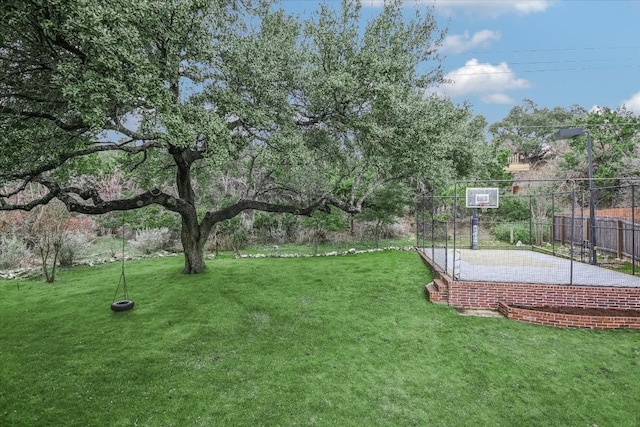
551 193 556 255
430 192 435 262
529 195 533 247
416 194 420 248
570 186 576 285
617 219 623 259
451 184 458 278
633 184 636 276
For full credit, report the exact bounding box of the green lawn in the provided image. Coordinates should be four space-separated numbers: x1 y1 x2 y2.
1 251 638 426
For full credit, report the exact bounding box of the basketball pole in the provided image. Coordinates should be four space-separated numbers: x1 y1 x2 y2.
471 208 479 250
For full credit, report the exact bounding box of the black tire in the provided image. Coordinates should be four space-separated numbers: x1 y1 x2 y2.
111 300 135 311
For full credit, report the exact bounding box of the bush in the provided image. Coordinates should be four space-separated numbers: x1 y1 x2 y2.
356 220 409 240
0 235 32 269
129 228 172 254
58 231 92 266
491 222 531 245
492 196 530 222
217 217 248 253
96 206 180 235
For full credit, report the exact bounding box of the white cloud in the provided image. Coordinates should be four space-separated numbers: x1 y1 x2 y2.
362 0 556 17
621 92 640 115
435 58 531 104
482 93 514 104
440 30 500 54
435 0 555 17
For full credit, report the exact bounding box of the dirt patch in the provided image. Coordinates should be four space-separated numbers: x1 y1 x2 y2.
456 308 505 318
510 305 640 317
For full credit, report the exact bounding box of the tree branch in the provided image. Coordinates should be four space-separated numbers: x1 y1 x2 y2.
105 118 159 141
0 178 191 216
1 141 162 180
0 105 87 132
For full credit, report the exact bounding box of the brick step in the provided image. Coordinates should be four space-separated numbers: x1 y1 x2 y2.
432 278 449 296
426 282 449 305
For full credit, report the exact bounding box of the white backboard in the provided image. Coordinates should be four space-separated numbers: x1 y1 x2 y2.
466 187 499 208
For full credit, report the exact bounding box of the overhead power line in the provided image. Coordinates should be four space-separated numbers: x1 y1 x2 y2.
457 57 640 67
447 63 640 76
442 45 640 75
447 45 640 57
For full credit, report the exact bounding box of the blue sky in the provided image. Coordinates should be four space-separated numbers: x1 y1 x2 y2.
285 0 640 125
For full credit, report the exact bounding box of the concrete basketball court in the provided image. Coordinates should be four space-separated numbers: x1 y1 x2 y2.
421 248 640 287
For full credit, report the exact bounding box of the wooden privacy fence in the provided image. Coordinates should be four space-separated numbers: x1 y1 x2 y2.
553 214 640 260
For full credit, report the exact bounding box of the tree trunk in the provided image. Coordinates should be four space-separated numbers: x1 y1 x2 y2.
182 239 206 274
180 215 208 274
171 147 209 274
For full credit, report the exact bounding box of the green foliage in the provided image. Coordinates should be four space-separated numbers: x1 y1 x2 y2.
1 0 495 273
253 212 279 236
217 217 248 253
492 196 530 222
491 221 531 245
251 212 302 243
96 206 180 233
51 152 117 185
302 209 348 234
558 107 640 206
490 99 584 163
302 209 349 253
361 182 413 223
360 182 413 246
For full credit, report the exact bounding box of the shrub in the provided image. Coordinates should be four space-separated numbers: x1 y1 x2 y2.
129 228 172 254
356 220 409 240
0 235 32 269
58 231 92 266
96 206 180 235
491 222 531 245
216 217 248 253
492 196 530 222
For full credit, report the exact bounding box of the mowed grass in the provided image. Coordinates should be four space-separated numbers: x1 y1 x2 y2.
1 252 639 427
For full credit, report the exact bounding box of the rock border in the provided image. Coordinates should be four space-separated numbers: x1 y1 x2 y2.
1 247 415 280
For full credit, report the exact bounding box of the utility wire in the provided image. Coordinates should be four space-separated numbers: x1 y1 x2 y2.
446 45 640 57
456 57 640 67
446 64 640 76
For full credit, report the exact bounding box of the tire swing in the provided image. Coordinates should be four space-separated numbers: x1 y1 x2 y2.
111 212 134 312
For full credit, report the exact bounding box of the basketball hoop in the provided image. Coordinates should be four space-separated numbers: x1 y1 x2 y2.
465 187 499 250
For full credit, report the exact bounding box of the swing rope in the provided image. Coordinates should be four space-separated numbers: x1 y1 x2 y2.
112 211 130 303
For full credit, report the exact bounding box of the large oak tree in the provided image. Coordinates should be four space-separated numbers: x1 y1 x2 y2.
1 0 485 273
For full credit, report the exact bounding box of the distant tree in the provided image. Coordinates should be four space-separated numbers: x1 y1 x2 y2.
23 201 69 283
561 106 640 206
360 182 413 248
1 0 486 274
302 209 349 255
490 99 585 166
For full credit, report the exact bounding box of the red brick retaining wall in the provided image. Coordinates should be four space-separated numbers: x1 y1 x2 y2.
418 249 640 329
447 279 640 311
498 302 640 329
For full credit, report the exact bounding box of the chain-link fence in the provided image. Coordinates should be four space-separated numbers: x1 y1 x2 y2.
417 180 640 285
